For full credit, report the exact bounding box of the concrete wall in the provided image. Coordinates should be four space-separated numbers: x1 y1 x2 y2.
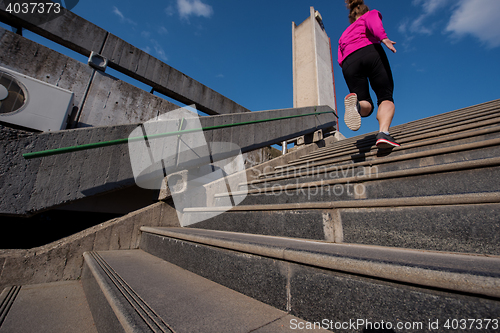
0 130 343 290
292 7 336 112
1 105 336 216
0 201 180 290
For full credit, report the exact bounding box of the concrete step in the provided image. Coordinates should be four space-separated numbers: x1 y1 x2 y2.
244 134 500 190
223 156 500 207
301 99 500 161
186 192 500 254
273 121 500 176
140 227 500 328
281 116 500 173
82 249 325 333
0 281 97 333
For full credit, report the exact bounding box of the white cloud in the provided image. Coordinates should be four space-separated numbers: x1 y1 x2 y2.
413 0 449 15
142 37 168 62
158 26 168 35
112 6 137 25
406 0 450 35
177 0 213 20
152 40 168 62
165 4 175 16
446 0 500 48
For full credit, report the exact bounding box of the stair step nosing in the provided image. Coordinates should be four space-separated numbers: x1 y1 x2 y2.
225 156 500 197
244 137 500 186
284 118 500 168
140 227 500 299
316 102 500 154
185 192 500 212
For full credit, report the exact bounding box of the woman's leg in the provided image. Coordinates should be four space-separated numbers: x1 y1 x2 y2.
359 101 373 117
376 100 395 133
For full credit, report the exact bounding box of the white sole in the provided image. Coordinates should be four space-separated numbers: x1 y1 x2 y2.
376 138 400 149
344 94 361 131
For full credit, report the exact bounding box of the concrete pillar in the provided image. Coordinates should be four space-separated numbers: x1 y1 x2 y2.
292 7 336 113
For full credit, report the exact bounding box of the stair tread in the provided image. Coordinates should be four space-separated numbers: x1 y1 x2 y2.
141 227 500 298
279 122 500 171
186 192 500 211
93 249 325 333
224 156 500 198
0 281 97 333
246 140 500 187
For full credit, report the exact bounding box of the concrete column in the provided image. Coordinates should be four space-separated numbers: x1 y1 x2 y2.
292 7 336 113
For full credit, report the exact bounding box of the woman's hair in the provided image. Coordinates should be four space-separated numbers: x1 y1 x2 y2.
346 0 370 24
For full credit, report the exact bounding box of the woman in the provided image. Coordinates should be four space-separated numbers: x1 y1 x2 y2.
338 0 400 148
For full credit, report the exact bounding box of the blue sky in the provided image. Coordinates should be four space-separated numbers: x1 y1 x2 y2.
9 0 500 138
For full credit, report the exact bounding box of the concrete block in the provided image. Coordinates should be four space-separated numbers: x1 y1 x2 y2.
29 246 68 284
190 210 328 240
313 129 323 142
289 264 500 326
158 200 181 228
116 40 135 72
341 204 500 255
134 48 150 78
0 251 32 288
77 70 178 127
62 232 97 280
140 232 289 310
92 222 115 252
88 51 108 71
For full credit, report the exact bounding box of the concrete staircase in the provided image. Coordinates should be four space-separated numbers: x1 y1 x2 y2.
2 100 500 332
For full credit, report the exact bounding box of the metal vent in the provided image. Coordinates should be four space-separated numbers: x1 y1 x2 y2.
0 66 73 132
0 71 27 115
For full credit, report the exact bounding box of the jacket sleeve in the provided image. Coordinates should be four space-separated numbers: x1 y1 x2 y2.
365 10 388 41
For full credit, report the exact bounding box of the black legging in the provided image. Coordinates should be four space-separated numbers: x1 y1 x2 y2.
341 43 394 117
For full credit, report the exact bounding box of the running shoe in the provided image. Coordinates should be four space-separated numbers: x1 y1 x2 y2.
375 132 400 148
344 93 361 131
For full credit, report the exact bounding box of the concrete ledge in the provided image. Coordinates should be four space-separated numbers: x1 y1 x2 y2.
141 227 500 299
188 192 500 212
0 201 179 290
140 229 500 325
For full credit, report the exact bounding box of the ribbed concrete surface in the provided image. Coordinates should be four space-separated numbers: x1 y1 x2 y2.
85 249 328 333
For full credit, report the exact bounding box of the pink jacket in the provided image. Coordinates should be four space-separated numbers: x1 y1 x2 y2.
338 10 388 66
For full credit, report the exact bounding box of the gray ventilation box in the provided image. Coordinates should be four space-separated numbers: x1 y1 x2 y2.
0 65 74 131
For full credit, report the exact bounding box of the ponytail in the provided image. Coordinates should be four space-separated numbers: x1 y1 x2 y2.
346 0 370 24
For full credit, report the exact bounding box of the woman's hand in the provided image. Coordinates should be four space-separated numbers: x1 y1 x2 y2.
382 38 397 53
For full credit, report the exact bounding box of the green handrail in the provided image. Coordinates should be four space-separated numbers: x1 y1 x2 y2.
22 110 337 159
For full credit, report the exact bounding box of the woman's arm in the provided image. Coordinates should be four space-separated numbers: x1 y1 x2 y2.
382 38 397 53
